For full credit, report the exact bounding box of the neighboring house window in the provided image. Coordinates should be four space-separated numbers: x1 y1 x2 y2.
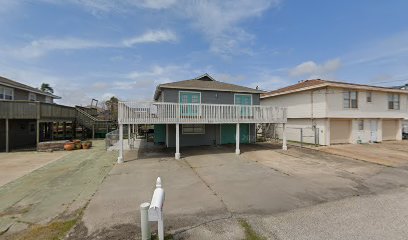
182 124 205 134
366 92 372 102
388 93 400 110
0 86 14 100
45 96 52 103
343 90 358 108
28 92 37 101
358 120 364 131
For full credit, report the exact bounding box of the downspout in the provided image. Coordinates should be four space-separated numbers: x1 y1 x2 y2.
311 90 314 128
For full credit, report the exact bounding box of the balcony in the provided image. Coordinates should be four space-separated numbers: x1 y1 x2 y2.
118 101 287 124
0 100 76 121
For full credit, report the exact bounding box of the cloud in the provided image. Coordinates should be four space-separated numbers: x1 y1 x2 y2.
289 58 342 78
0 0 19 13
214 73 246 83
42 0 177 13
7 29 177 59
136 0 177 9
250 74 284 91
41 0 279 56
345 31 408 66
123 30 178 46
10 38 112 58
177 0 279 56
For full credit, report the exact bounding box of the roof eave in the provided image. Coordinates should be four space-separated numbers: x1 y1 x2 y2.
159 85 264 94
261 84 329 98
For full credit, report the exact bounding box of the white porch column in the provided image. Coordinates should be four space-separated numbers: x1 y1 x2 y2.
5 119 9 153
282 123 287 150
117 124 124 163
235 123 240 154
175 124 180 159
128 124 131 146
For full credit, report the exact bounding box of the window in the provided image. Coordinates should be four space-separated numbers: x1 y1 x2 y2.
343 90 358 108
45 96 52 103
28 92 36 101
388 93 400 110
179 92 201 117
366 92 372 102
182 124 205 134
234 94 252 105
358 120 364 131
181 95 188 103
192 94 199 103
0 86 13 100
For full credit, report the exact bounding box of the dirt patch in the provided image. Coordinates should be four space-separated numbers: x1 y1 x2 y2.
319 142 408 167
238 218 267 240
2 210 81 240
67 221 137 240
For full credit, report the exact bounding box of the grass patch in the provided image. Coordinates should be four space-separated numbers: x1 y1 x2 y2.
9 219 77 240
238 219 266 240
151 233 174 240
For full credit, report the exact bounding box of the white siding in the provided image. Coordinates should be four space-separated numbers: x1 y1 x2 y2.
326 87 408 118
261 89 327 118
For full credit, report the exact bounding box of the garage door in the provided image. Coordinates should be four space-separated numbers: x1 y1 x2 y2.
382 120 398 140
330 119 351 144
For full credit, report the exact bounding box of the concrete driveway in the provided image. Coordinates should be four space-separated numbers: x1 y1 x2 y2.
319 141 408 167
68 143 408 239
0 150 71 187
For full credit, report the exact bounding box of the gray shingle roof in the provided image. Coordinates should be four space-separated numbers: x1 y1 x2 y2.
0 76 61 99
154 74 264 100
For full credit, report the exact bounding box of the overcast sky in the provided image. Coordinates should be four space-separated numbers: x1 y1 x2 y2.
0 0 407 106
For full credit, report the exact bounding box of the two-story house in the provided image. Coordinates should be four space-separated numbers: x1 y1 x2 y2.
0 76 76 152
116 74 287 162
261 79 408 146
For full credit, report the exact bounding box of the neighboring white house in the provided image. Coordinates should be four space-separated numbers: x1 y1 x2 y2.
261 79 408 146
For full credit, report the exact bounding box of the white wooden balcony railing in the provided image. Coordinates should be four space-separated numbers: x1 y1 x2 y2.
118 101 287 124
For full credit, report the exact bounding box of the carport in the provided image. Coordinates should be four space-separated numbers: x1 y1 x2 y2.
116 101 288 162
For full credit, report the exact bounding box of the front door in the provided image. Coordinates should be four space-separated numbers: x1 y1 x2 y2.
221 124 250 144
370 120 378 142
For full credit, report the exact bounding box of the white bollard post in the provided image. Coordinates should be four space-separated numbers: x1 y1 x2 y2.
140 202 151 240
148 177 165 240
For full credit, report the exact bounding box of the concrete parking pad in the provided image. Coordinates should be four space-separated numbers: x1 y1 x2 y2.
247 187 408 240
318 141 408 167
0 141 116 239
69 143 408 239
0 150 71 187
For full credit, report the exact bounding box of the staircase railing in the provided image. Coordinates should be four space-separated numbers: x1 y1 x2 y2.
75 107 116 136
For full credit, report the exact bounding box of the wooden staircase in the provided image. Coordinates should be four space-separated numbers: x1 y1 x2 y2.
75 107 116 139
